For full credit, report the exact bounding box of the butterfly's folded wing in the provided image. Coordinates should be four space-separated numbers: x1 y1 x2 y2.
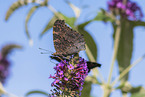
87 62 101 72
53 20 85 56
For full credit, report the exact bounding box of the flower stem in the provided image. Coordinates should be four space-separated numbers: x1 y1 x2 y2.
0 82 6 95
5 92 18 97
107 20 121 84
64 0 81 18
47 5 57 14
0 83 18 97
102 84 111 97
47 5 66 19
86 44 105 83
111 54 145 87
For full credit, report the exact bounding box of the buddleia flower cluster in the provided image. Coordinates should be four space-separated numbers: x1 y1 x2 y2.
108 0 143 20
49 56 88 96
0 44 21 84
0 53 10 84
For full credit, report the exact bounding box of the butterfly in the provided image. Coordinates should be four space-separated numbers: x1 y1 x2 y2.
51 19 101 72
53 20 86 57
50 56 101 73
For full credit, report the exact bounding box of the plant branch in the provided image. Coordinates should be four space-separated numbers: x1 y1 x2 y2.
47 5 57 14
47 5 66 19
64 0 81 18
104 11 117 21
107 20 121 84
86 44 105 83
111 54 145 87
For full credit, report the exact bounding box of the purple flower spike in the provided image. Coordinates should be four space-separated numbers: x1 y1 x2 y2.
49 55 89 96
0 53 10 84
108 0 143 20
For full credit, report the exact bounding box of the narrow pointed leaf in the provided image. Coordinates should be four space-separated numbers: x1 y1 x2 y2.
40 12 76 37
117 84 145 96
131 93 145 97
81 76 101 97
131 87 145 97
25 90 49 97
40 15 58 37
1 44 22 58
113 19 133 83
56 12 76 29
5 0 48 21
78 21 97 61
131 21 145 27
80 81 92 97
5 0 28 21
113 19 145 83
25 6 40 40
94 9 114 22
40 0 49 6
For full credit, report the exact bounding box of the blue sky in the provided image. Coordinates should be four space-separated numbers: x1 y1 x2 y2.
0 0 145 97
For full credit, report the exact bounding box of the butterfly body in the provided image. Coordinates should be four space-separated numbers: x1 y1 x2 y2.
53 20 86 57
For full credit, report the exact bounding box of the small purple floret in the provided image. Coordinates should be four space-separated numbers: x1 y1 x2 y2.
67 64 74 70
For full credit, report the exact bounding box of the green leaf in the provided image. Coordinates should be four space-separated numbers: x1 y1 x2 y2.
40 12 76 37
94 9 114 22
1 44 22 58
40 15 58 37
5 0 49 21
55 12 76 29
25 6 40 40
117 84 145 97
113 19 145 83
5 0 28 21
25 90 49 97
131 93 145 97
40 0 49 6
78 21 97 61
80 81 92 97
131 20 145 27
113 19 134 83
131 87 145 97
117 81 132 93
130 86 144 93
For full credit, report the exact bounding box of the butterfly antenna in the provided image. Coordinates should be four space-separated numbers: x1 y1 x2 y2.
40 52 50 54
39 47 54 54
39 47 49 51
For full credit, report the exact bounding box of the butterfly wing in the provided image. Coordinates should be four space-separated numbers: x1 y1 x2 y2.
87 62 101 72
53 20 85 56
